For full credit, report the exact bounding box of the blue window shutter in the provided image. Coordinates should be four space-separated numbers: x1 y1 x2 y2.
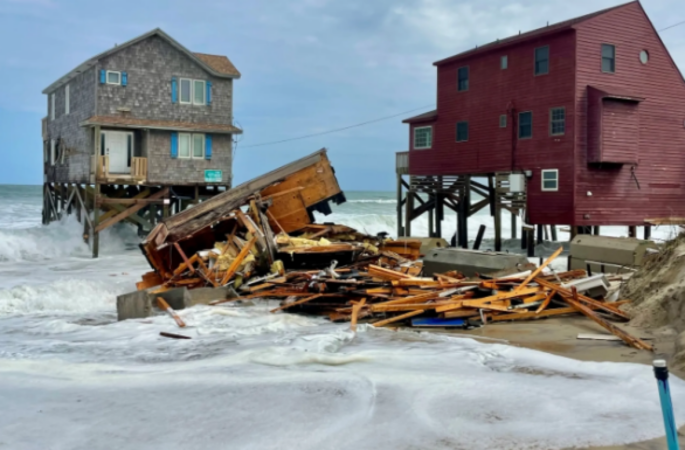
171 132 178 159
205 134 212 160
171 77 178 103
122 71 128 86
206 81 212 105
100 70 106 84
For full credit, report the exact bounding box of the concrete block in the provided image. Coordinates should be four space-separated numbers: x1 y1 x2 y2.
116 290 153 321
186 286 237 307
116 286 238 321
570 235 657 267
397 237 449 256
423 248 530 277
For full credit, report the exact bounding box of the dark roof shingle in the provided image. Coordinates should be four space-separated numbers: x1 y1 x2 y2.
82 116 243 134
193 53 241 77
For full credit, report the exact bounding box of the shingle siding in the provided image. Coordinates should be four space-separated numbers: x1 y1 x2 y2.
45 67 97 183
146 131 232 185
96 35 233 125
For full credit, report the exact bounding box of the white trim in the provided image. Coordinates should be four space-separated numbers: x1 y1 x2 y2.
50 93 55 121
193 80 206 105
541 169 559 192
50 139 56 165
106 70 122 85
178 132 205 159
413 126 432 150
65 84 70 115
179 78 207 106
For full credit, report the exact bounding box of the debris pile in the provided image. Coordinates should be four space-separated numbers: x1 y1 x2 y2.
134 148 651 352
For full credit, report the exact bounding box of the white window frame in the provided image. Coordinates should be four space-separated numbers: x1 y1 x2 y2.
106 70 121 85
50 139 56 165
179 78 206 105
178 132 206 159
65 84 70 115
50 93 55 121
413 126 432 150
501 55 508 70
179 78 192 104
541 169 559 192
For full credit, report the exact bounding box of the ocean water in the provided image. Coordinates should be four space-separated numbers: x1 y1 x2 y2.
0 184 683 450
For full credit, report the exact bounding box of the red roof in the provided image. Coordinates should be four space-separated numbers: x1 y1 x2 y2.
434 1 636 66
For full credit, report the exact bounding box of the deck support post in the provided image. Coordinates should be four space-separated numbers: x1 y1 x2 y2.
396 174 403 237
92 182 100 258
628 226 637 238
427 194 434 237
550 225 558 241
405 189 414 237
537 224 544 244
511 213 517 240
644 226 652 240
435 192 443 239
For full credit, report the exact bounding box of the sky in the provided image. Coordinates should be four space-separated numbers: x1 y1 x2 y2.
0 0 683 191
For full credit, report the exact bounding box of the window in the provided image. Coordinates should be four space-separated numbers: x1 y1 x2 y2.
179 133 206 158
413 126 432 149
640 50 649 65
534 46 549 75
501 55 508 70
456 122 468 142
65 85 70 115
180 78 206 105
50 93 55 120
602 44 615 73
541 169 559 192
519 111 532 139
499 114 507 128
457 66 469 91
192 133 204 158
550 107 565 136
106 70 121 85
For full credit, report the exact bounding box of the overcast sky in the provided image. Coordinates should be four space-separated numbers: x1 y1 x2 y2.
0 0 683 190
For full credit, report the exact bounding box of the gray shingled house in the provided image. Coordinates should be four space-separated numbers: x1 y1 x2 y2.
41 28 242 256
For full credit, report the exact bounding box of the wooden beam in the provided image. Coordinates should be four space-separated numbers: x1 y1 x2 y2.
270 294 323 313
350 298 366 331
95 188 168 233
515 246 563 292
371 310 424 327
174 243 196 275
220 236 258 285
98 198 167 205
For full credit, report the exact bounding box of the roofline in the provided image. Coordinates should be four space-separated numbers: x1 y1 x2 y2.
433 1 636 67
80 119 243 135
402 110 438 124
42 28 239 94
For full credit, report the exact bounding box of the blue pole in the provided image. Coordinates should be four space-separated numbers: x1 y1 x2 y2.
654 359 681 450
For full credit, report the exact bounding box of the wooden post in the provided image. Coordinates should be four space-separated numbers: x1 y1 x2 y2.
521 223 528 249
644 225 652 240
435 193 443 239
494 200 502 252
92 183 100 258
163 186 170 219
473 225 486 250
570 226 578 240
511 213 517 239
593 226 600 235
396 174 403 237
536 224 544 244
628 226 637 238
543 225 550 241
405 190 414 237
527 228 535 257
550 225 558 241
427 194 434 237
194 185 200 204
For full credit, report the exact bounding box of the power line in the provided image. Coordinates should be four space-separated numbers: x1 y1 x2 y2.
241 104 435 149
659 19 685 32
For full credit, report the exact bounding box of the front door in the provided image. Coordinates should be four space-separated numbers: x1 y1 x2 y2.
103 131 132 174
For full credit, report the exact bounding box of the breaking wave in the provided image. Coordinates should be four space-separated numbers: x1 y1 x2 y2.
0 217 139 262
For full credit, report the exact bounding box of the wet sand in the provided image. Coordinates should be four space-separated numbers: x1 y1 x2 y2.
433 317 684 449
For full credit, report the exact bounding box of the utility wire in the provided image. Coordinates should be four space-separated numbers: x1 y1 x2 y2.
241 104 435 148
659 19 685 32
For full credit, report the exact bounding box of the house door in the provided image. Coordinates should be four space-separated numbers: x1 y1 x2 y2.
103 131 132 174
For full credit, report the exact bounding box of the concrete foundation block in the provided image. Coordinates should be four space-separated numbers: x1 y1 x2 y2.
116 286 238 321
116 290 153 321
423 248 529 277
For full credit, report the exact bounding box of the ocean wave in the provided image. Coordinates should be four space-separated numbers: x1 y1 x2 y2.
346 199 397 204
0 217 140 262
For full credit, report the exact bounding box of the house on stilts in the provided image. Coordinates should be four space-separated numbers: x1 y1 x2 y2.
42 28 242 257
396 0 685 254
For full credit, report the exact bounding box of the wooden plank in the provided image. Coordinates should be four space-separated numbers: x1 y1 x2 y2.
437 286 541 313
220 236 258 285
270 294 323 313
563 288 652 351
157 297 186 328
534 277 630 320
535 289 557 314
515 246 564 292
350 298 366 332
174 243 196 275
371 310 424 327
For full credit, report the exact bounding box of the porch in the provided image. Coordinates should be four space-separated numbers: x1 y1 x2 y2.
96 154 148 183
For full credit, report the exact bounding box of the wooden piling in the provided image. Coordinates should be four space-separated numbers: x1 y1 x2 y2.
473 225 486 250
396 174 403 237
511 213 517 239
536 224 544 244
92 182 100 258
593 225 600 235
628 226 637 238
644 225 651 240
550 225 558 241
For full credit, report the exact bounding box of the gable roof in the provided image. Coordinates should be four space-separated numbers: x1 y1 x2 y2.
402 110 437 124
42 28 240 94
433 1 636 67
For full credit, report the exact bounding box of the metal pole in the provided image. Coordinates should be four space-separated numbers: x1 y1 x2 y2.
653 360 680 450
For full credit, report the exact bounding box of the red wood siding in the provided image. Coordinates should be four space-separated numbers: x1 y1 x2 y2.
408 30 577 224
600 99 639 163
574 2 685 225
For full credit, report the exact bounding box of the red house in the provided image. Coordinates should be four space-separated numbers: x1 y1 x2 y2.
400 1 685 246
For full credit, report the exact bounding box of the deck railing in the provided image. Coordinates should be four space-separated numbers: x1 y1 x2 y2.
131 157 148 181
396 151 409 175
96 155 148 182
